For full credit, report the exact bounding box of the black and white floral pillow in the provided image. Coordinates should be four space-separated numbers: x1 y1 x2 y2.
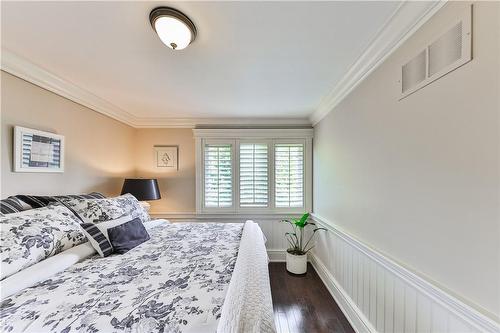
59 194 150 257
59 193 150 225
0 204 87 280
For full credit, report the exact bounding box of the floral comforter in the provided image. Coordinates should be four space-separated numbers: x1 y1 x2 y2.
0 222 243 333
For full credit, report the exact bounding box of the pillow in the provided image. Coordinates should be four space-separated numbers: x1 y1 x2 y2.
14 192 106 210
80 216 150 257
0 204 87 280
108 218 150 254
60 193 150 225
0 197 27 215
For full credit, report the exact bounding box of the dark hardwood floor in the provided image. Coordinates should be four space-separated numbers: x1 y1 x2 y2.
269 262 354 333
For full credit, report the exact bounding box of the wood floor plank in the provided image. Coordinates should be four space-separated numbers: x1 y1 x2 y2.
269 262 355 333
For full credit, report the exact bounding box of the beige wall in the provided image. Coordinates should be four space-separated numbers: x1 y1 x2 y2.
1 71 136 197
0 71 197 213
313 2 499 317
134 128 196 214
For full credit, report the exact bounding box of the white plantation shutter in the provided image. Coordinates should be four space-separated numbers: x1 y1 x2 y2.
204 144 233 208
275 143 304 208
195 130 311 214
239 143 269 207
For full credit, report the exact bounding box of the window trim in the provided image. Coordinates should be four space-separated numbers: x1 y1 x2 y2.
194 129 313 215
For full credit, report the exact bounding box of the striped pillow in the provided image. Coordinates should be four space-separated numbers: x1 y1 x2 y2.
0 197 26 215
80 223 113 257
78 216 147 257
15 192 106 210
53 192 106 201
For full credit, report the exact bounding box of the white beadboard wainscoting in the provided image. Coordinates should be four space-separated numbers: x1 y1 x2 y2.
310 214 499 333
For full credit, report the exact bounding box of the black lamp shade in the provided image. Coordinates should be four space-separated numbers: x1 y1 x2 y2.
121 179 161 201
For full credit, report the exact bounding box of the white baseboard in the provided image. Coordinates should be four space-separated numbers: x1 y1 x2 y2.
267 250 320 263
310 253 376 333
267 250 286 262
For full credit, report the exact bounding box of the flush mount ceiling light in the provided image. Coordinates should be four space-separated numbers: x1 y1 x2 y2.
149 7 197 50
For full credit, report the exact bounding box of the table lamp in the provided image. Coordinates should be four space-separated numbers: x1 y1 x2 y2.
121 178 161 211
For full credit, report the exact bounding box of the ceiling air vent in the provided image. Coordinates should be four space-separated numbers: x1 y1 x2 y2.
400 4 472 99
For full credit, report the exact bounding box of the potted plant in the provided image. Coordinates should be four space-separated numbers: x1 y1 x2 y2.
282 212 326 274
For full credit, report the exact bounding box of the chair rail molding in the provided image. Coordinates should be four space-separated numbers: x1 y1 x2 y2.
309 213 500 333
150 211 304 220
310 1 447 125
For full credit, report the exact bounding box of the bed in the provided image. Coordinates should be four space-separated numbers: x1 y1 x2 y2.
0 219 276 333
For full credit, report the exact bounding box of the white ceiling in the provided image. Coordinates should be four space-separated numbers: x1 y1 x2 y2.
1 1 401 123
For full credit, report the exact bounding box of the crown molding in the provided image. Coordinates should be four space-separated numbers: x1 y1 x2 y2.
310 1 447 126
1 49 139 127
1 49 311 128
133 116 311 128
192 128 313 138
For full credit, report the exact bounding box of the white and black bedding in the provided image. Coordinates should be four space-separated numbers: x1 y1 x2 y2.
0 220 275 333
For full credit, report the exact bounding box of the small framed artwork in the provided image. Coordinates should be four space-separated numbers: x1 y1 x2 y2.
154 145 178 170
14 126 65 173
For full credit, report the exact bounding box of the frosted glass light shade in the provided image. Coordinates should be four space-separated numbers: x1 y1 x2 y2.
154 17 192 50
150 7 197 51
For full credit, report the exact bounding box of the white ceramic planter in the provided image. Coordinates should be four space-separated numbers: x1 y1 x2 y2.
286 252 307 274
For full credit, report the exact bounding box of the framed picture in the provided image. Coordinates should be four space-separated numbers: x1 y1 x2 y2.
14 126 65 173
154 145 178 170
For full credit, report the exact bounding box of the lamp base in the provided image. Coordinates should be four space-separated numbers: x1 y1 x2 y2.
139 201 151 212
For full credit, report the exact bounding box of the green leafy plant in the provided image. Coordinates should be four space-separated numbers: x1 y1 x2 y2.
281 212 326 255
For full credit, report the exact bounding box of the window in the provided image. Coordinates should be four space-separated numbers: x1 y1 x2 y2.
275 143 304 208
204 143 232 208
195 129 312 214
240 143 269 208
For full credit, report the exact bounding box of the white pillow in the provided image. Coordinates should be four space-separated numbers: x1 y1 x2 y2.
0 204 86 280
